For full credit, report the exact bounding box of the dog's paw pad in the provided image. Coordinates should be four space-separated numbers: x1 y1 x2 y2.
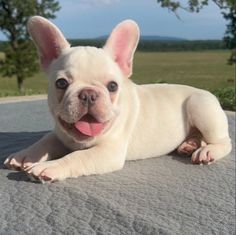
177 138 201 156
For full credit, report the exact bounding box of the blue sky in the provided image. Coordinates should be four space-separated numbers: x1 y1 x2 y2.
0 0 227 40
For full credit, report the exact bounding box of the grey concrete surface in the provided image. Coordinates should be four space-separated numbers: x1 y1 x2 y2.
0 100 235 235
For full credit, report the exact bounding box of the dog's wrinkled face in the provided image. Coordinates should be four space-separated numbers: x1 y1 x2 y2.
27 16 139 142
48 47 123 140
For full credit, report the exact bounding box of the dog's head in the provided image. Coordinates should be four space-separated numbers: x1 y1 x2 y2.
27 16 139 142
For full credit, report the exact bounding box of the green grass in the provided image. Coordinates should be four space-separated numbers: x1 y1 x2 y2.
0 51 235 107
132 51 235 90
0 71 48 97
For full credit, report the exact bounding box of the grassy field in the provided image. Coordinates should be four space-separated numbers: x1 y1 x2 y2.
0 50 234 96
133 51 234 90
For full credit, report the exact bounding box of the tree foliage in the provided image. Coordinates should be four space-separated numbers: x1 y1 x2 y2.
156 0 235 12
0 0 60 91
157 0 236 64
223 4 236 64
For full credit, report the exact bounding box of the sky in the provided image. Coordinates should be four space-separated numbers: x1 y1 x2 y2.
0 0 227 40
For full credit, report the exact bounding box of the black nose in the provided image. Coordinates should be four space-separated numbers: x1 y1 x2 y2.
78 89 99 106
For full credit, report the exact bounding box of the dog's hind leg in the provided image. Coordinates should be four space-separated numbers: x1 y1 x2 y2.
177 128 206 157
185 92 232 164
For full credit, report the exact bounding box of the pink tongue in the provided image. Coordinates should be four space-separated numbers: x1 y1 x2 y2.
74 115 104 137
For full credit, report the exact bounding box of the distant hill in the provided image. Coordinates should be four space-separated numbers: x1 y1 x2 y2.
141 35 187 41
96 35 187 41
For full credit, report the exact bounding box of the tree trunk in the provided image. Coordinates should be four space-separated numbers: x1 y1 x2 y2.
17 75 24 93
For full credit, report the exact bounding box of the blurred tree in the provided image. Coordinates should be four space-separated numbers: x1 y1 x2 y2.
157 0 236 64
0 0 60 92
156 0 235 12
223 5 236 64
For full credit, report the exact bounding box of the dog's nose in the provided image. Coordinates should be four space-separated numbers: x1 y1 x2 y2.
78 89 99 106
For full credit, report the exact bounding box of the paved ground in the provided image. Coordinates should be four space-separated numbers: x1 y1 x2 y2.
0 95 47 104
0 99 235 235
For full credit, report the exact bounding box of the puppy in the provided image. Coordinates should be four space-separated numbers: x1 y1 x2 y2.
4 16 232 182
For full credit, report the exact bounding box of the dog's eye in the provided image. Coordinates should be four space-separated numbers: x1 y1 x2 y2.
55 78 69 90
107 81 118 92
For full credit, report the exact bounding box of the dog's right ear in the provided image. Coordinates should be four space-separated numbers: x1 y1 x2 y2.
27 16 70 70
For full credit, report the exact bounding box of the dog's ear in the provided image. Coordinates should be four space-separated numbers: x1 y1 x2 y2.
104 20 140 77
27 16 70 70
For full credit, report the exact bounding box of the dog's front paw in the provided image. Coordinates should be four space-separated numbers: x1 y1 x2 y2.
25 160 67 183
4 149 48 171
4 149 30 171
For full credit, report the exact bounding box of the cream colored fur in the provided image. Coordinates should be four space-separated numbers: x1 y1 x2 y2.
4 16 232 182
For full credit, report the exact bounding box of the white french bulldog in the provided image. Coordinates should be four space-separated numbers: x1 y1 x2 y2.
4 16 232 182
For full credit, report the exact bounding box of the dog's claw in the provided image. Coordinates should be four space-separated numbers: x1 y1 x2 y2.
40 173 52 182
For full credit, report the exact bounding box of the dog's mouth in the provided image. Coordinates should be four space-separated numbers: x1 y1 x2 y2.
59 114 108 139
74 114 106 137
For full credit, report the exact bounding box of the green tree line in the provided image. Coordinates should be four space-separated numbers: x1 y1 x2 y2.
0 39 228 53
61 39 228 52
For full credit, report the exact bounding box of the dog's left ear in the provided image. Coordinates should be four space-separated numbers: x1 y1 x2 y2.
104 20 140 77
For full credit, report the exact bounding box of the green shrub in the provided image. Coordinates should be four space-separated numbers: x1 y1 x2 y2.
212 87 236 111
